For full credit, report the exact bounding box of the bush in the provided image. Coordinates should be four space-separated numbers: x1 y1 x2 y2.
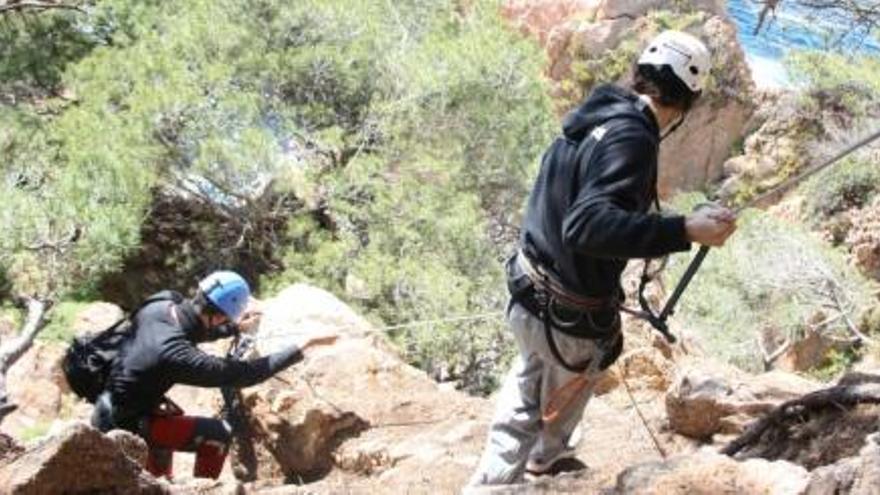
803 156 880 220
0 0 554 395
38 301 93 344
664 193 877 372
786 51 880 114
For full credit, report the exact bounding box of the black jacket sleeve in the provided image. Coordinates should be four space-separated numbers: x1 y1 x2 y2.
562 121 691 259
160 338 304 388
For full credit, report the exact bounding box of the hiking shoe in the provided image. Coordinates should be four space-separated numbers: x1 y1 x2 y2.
525 447 579 475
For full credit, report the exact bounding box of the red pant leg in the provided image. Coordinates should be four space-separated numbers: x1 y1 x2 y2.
145 414 230 479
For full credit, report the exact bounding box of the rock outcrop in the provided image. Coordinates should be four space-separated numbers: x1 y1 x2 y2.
2 283 880 494
845 196 880 280
665 365 819 440
617 450 810 494
0 422 166 495
503 0 755 196
807 432 880 495
70 302 124 337
230 284 489 487
3 342 66 438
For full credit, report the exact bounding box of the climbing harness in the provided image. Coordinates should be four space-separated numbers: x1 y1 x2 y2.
514 250 621 373
633 127 880 343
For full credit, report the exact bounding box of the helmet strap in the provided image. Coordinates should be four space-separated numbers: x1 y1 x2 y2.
660 111 687 142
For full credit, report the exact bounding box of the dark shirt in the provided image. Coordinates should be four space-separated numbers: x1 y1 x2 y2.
520 84 692 299
108 291 302 425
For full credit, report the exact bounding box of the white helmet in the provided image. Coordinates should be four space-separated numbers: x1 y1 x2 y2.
637 31 710 93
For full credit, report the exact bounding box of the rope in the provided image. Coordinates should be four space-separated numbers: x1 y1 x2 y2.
256 310 506 343
618 363 667 460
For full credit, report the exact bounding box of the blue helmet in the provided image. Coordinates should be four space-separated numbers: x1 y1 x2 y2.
198 271 250 321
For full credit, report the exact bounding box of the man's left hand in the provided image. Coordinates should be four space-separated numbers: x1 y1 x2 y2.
237 297 264 332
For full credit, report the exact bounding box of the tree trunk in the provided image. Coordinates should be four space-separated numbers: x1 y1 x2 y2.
0 297 48 425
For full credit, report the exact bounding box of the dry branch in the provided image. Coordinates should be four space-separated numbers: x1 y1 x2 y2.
722 382 880 457
0 298 49 425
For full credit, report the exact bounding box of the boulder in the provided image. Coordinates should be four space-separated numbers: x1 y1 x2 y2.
3 342 66 437
665 365 819 440
619 348 674 392
70 302 124 337
724 374 880 470
502 0 602 46
775 326 850 373
106 429 149 467
0 422 167 494
232 284 488 486
617 450 810 494
806 432 880 494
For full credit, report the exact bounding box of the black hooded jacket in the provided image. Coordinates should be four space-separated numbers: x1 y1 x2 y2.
520 84 691 299
108 291 303 427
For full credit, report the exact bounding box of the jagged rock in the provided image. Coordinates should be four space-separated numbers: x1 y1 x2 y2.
107 429 149 467
723 373 880 471
846 196 880 280
166 479 243 495
806 432 880 494
808 457 861 495
665 366 818 440
71 302 124 337
502 0 602 47
0 422 167 494
0 432 24 462
619 348 674 392
617 450 810 494
594 0 665 19
234 285 488 485
657 14 754 196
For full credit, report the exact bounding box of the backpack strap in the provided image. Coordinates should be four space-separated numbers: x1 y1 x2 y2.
97 291 186 337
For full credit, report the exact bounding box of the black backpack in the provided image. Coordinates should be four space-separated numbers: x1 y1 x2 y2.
62 291 184 403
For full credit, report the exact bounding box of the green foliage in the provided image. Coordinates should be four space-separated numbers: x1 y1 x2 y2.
19 421 52 443
253 0 553 393
38 301 93 343
0 9 103 92
666 193 877 372
1 0 553 394
809 348 859 382
803 157 880 221
787 51 880 113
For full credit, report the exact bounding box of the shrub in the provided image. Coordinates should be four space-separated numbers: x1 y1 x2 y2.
664 193 877 372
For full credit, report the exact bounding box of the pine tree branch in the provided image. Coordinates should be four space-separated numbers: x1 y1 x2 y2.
0 1 85 15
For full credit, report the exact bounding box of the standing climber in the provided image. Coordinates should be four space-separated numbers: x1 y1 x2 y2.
468 31 737 486
91 270 337 479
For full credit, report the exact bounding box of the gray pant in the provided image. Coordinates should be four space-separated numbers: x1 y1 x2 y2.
468 303 619 486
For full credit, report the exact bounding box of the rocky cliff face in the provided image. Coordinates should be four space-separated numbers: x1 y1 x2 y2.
502 0 755 196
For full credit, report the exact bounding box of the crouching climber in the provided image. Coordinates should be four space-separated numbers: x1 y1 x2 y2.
90 271 337 479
